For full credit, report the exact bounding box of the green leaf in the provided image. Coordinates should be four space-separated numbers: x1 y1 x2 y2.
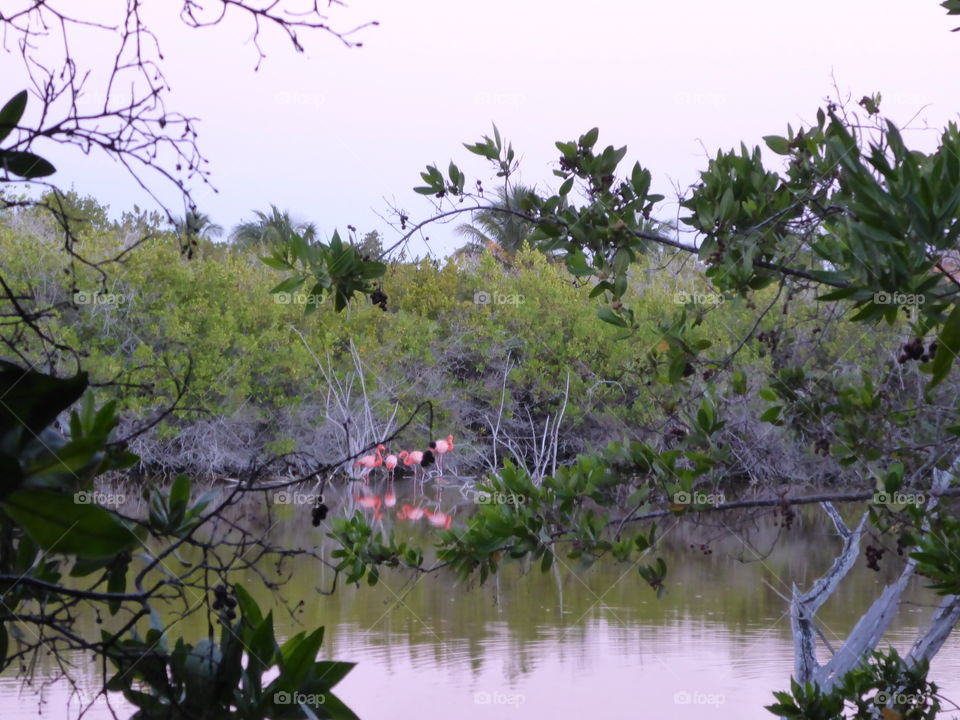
281 626 326 689
463 142 498 160
360 261 386 279
327 247 356 277
22 435 106 480
270 276 306 294
817 286 867 302
631 163 651 198
185 489 218 521
719 187 736 221
233 584 264 628
668 354 688 384
565 251 596 277
259 256 291 271
763 135 791 155
580 128 599 149
0 362 87 450
589 281 613 299
758 387 778 402
290 233 310 264
305 282 325 315
0 150 56 179
597 307 627 327
760 406 782 423
311 661 355 689
0 91 28 144
731 370 747 395
302 689 360 720
107 556 128 615
541 548 553 572
558 177 574 196
247 612 278 676
2 489 136 559
931 303 960 387
169 474 190 513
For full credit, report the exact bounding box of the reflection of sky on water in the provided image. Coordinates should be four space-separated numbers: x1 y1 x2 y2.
4 489 959 719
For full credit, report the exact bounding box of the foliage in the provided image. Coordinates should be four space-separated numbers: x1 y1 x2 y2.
262 229 386 313
767 649 940 719
4 6 960 719
3 205 812 479
0 361 359 717
107 585 356 720
175 210 223 259
0 91 56 180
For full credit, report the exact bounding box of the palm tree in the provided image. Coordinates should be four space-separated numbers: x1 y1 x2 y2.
174 210 223 240
174 210 223 259
229 205 317 249
454 184 538 256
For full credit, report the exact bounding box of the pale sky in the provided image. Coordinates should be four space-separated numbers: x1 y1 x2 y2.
10 0 960 257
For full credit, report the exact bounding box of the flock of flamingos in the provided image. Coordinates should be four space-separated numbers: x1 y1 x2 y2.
351 434 456 530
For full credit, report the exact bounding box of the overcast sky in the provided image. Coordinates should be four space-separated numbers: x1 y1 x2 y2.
13 0 960 257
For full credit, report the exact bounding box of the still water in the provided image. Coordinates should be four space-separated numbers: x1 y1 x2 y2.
2 482 959 719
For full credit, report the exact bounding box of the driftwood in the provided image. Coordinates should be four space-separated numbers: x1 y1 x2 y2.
790 468 957 693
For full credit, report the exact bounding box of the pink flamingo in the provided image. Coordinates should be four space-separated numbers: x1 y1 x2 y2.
398 450 424 483
429 434 454 474
353 444 384 480
384 451 398 481
382 450 398 507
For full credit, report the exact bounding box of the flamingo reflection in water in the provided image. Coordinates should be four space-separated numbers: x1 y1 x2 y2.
354 493 383 521
424 508 453 530
396 504 425 521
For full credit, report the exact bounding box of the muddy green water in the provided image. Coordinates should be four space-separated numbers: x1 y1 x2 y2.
2 482 959 719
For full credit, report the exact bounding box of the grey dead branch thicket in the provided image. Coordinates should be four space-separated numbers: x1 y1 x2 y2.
480 354 568 484
787 466 960 697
